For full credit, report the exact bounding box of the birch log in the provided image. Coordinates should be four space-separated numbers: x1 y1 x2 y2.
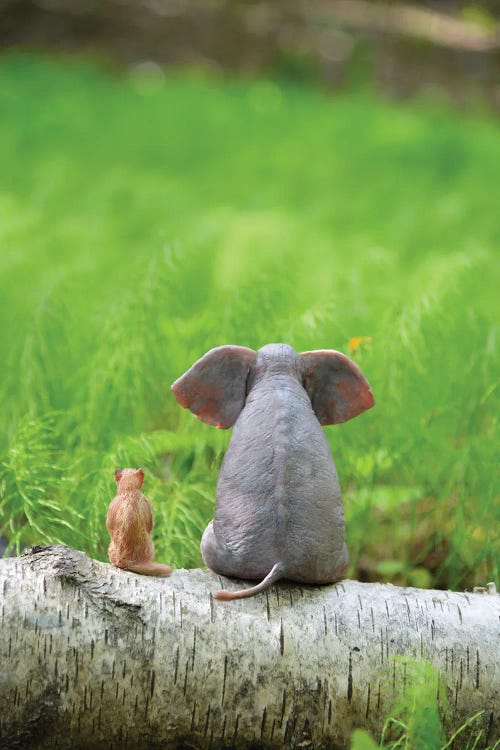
0 545 498 750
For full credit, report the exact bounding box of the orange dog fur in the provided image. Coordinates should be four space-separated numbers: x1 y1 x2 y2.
106 468 172 576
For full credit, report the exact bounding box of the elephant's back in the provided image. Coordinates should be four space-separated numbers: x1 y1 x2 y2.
217 382 330 501
213 382 345 579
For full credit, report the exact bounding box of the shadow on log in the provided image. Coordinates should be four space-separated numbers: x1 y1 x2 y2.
0 545 498 749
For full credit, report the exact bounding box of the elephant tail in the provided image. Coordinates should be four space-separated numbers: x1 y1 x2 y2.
215 562 286 601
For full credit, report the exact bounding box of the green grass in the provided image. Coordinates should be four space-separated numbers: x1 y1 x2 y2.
351 659 496 750
0 53 498 589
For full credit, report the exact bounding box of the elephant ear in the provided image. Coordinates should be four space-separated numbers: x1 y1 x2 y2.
171 346 257 429
301 350 374 425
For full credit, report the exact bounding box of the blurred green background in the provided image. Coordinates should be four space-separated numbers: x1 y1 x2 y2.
0 1 498 593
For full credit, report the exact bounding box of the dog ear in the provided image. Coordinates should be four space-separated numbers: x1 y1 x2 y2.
171 346 257 428
301 350 374 425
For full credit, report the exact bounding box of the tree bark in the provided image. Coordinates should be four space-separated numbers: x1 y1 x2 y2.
0 545 498 749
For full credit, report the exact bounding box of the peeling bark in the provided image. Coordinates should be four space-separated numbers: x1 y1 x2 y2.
0 545 498 749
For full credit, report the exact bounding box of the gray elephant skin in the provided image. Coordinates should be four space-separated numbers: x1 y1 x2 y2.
171 343 374 600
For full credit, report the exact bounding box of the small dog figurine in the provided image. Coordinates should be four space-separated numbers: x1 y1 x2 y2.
106 468 172 576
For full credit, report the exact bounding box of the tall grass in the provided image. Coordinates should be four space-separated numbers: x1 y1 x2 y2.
0 54 498 587
351 659 495 749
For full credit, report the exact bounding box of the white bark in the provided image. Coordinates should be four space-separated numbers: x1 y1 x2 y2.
0 545 498 749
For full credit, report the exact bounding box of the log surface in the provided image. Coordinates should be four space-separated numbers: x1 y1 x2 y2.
0 545 498 749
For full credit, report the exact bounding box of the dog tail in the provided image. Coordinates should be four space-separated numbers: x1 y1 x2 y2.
215 562 285 601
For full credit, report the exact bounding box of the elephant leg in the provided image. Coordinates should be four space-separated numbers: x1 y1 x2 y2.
288 540 349 584
200 521 235 577
331 541 349 580
316 541 349 583
201 521 267 579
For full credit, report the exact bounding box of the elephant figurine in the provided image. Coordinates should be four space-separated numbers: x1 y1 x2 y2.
171 343 374 600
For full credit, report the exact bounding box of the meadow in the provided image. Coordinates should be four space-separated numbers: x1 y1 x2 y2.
0 53 498 593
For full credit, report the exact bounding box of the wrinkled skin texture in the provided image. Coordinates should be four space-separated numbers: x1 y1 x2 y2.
172 344 374 599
